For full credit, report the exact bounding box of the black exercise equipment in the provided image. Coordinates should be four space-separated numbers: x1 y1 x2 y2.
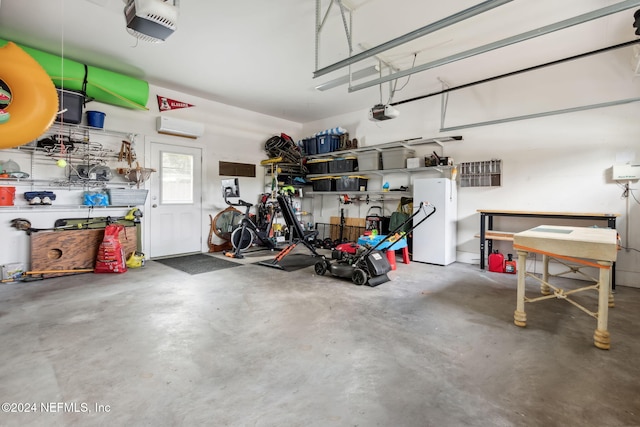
223 190 278 259
314 202 436 287
258 194 320 270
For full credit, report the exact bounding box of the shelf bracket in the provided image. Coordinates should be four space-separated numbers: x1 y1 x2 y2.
439 77 450 131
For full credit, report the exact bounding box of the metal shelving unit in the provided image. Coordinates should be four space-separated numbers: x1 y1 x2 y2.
304 135 462 160
1 122 143 208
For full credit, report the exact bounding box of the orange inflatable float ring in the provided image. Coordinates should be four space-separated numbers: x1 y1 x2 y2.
0 42 58 149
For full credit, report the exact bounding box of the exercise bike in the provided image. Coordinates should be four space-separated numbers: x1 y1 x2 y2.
223 187 278 259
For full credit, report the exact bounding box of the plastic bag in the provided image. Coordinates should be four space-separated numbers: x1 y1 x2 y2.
94 224 127 273
84 191 109 206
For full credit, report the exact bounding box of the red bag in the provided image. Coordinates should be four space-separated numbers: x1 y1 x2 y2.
94 224 127 273
488 250 505 273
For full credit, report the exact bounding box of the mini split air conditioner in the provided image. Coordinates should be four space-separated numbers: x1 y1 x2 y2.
156 116 204 139
613 164 640 180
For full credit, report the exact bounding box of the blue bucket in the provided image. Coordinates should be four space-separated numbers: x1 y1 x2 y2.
86 110 106 128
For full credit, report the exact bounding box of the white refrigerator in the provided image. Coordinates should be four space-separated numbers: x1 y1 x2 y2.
412 178 457 265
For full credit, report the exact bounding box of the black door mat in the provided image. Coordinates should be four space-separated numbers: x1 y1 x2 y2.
255 254 320 272
154 253 241 275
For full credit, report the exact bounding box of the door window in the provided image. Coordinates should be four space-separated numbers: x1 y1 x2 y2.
161 151 194 204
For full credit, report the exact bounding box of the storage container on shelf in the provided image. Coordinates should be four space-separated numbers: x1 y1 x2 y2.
302 137 317 156
317 134 340 154
107 188 149 206
406 157 425 168
0 186 16 206
306 159 333 175
310 176 336 192
381 148 415 169
328 157 358 174
55 89 84 124
335 176 368 192
356 151 381 171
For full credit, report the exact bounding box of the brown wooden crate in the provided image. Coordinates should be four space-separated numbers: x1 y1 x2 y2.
329 217 365 242
30 227 137 277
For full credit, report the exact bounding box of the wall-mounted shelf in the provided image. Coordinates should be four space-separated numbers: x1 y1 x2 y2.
305 135 462 160
0 204 133 211
46 122 139 140
1 122 144 210
306 165 453 178
0 177 135 188
307 191 411 199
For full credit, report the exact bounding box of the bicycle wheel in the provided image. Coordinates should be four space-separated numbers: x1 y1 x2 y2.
231 227 255 251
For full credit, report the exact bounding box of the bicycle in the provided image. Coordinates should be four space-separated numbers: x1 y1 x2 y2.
223 190 278 259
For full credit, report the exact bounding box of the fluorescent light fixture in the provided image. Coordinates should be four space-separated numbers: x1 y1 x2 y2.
314 65 379 91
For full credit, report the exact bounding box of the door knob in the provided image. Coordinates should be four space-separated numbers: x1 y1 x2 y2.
152 204 158 208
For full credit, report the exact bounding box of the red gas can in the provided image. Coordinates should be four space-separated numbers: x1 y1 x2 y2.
488 250 505 273
504 253 517 274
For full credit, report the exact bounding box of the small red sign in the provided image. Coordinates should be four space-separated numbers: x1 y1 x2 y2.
157 95 194 112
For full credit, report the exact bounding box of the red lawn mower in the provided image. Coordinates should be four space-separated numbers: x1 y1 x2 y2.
314 202 436 287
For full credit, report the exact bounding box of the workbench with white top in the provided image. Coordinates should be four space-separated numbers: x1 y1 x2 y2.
512 225 618 350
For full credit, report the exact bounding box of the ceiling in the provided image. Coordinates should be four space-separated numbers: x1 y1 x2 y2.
0 0 638 123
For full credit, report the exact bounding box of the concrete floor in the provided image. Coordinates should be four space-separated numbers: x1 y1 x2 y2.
0 251 639 427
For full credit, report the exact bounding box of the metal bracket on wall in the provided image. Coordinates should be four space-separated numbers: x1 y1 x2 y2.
438 78 450 131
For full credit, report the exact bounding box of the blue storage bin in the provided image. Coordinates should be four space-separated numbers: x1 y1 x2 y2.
317 134 340 153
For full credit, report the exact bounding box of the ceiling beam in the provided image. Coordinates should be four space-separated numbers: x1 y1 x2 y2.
349 0 640 92
313 0 514 78
314 65 379 91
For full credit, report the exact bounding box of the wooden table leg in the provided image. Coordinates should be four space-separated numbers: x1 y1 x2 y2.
608 272 615 308
541 254 551 295
514 250 528 327
594 261 612 350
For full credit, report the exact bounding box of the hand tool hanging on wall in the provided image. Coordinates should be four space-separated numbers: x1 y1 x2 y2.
11 208 142 235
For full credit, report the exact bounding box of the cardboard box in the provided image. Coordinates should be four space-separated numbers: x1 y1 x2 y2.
407 157 425 168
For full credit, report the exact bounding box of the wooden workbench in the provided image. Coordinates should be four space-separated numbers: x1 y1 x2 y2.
477 209 619 286
512 225 618 349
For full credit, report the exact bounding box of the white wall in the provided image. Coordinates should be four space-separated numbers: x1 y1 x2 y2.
302 48 640 288
0 83 302 270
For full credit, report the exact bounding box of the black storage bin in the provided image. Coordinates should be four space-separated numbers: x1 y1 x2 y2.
306 159 332 175
310 177 335 191
55 89 85 124
335 176 368 192
328 157 357 173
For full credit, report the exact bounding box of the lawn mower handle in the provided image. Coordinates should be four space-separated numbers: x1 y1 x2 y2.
358 202 436 258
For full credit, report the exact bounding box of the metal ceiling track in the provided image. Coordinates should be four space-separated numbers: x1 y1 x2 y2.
392 39 640 107
347 0 640 93
314 0 514 78
440 97 640 132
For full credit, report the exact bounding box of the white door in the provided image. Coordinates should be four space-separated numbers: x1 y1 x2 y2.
149 142 202 258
